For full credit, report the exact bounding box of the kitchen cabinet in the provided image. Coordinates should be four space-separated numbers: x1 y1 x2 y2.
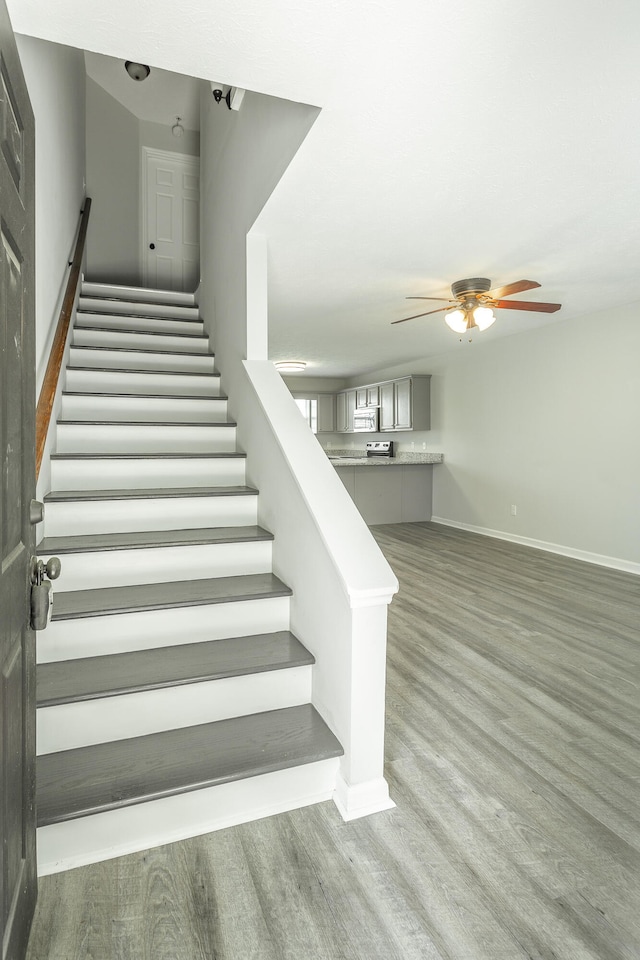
317 394 336 433
379 375 430 432
355 386 379 408
337 375 430 433
336 389 357 432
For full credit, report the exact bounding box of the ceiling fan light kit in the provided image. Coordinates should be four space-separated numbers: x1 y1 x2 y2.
394 277 561 335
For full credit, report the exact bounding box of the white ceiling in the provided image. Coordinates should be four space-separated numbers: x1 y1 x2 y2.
10 0 640 377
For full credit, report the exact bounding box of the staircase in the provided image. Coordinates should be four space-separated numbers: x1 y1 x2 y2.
35 281 343 875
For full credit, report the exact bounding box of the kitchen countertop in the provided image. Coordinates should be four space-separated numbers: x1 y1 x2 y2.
326 450 444 466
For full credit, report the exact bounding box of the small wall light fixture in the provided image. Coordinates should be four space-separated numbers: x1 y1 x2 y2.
124 61 151 81
172 117 184 138
274 361 307 373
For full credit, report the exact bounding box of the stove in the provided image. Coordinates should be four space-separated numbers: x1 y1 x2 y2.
366 440 394 458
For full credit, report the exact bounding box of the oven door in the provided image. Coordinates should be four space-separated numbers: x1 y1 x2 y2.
353 408 379 432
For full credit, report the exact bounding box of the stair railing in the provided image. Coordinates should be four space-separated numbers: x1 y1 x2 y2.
35 198 92 478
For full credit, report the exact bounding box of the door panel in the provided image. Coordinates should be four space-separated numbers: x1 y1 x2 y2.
0 0 37 957
144 150 200 293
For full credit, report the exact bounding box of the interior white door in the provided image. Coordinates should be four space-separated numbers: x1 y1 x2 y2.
143 149 200 292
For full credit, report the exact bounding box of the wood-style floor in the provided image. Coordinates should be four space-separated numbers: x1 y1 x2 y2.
26 522 640 960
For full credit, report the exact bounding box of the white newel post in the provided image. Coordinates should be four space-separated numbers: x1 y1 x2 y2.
333 599 395 820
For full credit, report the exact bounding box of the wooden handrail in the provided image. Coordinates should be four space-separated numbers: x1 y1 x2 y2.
35 198 92 478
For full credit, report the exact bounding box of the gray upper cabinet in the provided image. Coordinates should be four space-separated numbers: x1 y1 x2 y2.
317 394 336 433
337 375 430 433
336 389 357 432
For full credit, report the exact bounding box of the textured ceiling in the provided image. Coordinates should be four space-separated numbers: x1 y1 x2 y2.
10 0 640 377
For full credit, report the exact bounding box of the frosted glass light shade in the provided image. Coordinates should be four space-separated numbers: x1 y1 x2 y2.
473 306 496 331
274 361 307 373
445 309 468 333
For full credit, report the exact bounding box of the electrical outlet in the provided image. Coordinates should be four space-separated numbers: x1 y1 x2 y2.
422 442 427 450
510 504 517 516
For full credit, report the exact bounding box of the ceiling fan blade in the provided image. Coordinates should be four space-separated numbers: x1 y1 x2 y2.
392 305 454 324
493 299 561 313
488 279 541 299
405 296 453 302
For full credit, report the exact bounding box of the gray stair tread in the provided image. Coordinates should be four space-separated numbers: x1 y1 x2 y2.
44 485 256 501
70 345 213 358
36 704 342 825
66 366 220 379
50 452 244 460
62 391 228 401
52 573 292 620
56 419 236 427
37 631 312 706
78 310 199 322
38 524 273 554
76 324 206 340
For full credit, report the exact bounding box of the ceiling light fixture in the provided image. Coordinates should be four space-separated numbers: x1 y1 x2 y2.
445 303 496 334
274 361 307 373
172 116 184 138
124 61 151 81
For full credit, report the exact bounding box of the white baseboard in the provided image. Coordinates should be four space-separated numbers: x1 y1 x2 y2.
430 517 640 577
332 774 395 822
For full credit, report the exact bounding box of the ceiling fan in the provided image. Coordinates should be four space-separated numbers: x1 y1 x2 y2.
392 278 562 334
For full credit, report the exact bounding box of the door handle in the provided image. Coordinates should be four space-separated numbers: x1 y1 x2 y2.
30 556 61 631
149 242 156 250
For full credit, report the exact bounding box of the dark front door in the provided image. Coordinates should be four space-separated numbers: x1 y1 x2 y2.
0 1 37 957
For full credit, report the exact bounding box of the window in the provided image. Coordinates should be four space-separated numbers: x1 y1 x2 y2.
294 397 318 433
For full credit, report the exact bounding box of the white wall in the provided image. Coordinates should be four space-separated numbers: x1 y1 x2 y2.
16 35 86 392
139 119 199 160
349 305 640 569
199 87 319 366
199 88 397 817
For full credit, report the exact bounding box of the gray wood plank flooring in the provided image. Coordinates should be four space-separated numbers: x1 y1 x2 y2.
26 523 640 960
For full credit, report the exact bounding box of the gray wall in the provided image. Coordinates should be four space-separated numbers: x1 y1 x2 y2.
85 82 201 286
85 78 140 284
349 304 640 568
16 35 86 391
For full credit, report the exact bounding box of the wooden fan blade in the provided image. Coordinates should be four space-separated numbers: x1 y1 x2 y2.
405 296 453 301
392 305 454 324
493 299 561 313
488 279 541 299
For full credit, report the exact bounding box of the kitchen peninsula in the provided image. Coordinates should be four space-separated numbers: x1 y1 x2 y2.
325 447 444 524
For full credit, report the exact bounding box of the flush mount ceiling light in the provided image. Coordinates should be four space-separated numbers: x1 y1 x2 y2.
172 116 184 138
274 361 307 373
393 277 561 335
124 61 151 81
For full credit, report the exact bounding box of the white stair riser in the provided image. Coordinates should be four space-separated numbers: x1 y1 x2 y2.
44 494 257 537
61 394 229 423
37 758 340 876
79 295 199 319
37 666 312 754
50 456 246 491
56 422 236 454
40 596 291 662
76 312 203 336
81 282 196 306
69 346 215 373
65 368 221 397
73 328 209 355
39 540 273 591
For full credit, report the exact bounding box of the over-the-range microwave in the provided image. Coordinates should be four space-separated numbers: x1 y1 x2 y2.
353 407 379 432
